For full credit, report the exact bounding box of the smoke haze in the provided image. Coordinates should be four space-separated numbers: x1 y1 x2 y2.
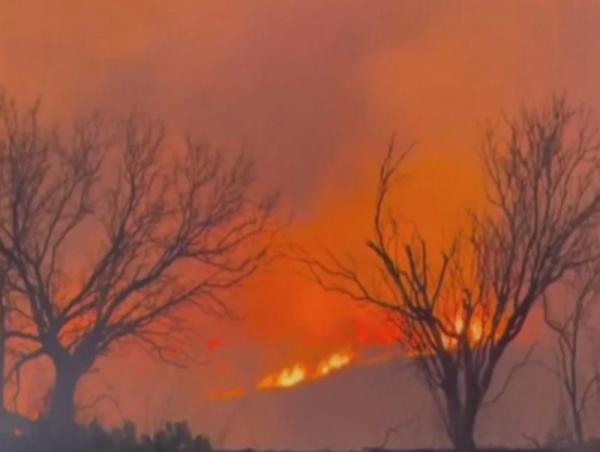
2 1 600 449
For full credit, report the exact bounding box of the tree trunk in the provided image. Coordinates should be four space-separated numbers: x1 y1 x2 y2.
572 403 584 445
445 389 478 452
47 362 81 428
451 425 476 452
0 297 5 414
0 300 8 436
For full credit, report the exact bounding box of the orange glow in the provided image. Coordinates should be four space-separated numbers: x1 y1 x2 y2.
408 311 488 357
450 313 484 346
209 386 245 401
454 317 465 335
471 317 483 343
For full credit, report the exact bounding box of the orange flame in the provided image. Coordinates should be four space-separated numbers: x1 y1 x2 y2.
315 351 352 377
438 313 485 352
207 350 355 400
258 363 307 389
258 350 354 390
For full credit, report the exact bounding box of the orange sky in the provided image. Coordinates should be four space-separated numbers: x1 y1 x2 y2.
3 0 600 448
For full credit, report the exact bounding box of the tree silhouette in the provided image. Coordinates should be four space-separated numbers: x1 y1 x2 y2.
542 261 600 445
0 95 275 429
301 97 600 451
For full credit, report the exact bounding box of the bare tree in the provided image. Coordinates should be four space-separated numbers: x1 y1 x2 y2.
0 95 275 428
0 268 9 431
542 262 600 445
300 97 600 451
0 263 35 434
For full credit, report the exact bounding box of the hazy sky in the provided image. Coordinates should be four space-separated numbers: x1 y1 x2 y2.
2 1 600 449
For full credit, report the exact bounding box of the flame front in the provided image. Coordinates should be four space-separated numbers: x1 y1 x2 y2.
208 350 355 400
258 364 307 389
315 351 352 377
258 350 353 390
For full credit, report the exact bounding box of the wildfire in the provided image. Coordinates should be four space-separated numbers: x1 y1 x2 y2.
258 363 307 389
258 350 354 390
315 351 352 377
440 313 485 351
208 350 355 400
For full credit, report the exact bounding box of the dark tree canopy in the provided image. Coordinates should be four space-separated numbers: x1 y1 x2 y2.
301 97 600 452
0 95 275 427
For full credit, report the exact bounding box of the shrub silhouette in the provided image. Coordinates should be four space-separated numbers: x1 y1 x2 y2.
0 420 213 452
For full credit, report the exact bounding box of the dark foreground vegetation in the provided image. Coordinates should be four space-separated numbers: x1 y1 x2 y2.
365 449 600 452
367 449 600 452
365 448 600 452
3 420 600 452
0 420 213 452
